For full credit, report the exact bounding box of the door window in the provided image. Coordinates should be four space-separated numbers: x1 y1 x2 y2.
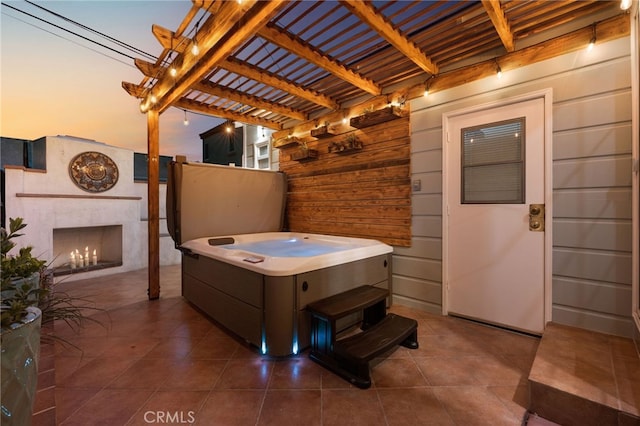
461 117 525 204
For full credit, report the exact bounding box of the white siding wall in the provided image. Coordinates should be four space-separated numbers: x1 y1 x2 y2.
400 37 634 337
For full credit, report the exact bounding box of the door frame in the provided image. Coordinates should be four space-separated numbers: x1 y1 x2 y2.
441 89 553 327
630 2 639 337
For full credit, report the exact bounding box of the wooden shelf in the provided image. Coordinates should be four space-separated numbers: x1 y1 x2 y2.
328 139 362 154
310 126 336 139
350 106 402 129
291 149 318 162
273 137 301 149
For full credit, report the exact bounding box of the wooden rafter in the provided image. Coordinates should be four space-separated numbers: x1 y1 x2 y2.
130 58 307 121
340 0 438 75
193 80 308 121
151 24 191 54
150 0 286 113
122 81 146 98
149 25 339 110
220 58 340 111
275 13 629 139
257 24 382 96
482 0 515 52
174 98 283 130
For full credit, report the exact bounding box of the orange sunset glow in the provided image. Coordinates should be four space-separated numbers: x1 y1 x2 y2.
1 1 225 161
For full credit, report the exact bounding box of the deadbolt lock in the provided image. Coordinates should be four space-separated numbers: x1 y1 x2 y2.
529 204 545 232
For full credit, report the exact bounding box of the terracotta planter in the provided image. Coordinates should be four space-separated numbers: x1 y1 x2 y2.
1 306 42 426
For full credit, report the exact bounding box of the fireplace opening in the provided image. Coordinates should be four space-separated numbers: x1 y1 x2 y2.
52 225 123 276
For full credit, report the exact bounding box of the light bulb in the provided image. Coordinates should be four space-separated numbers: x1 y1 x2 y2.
497 69 502 80
423 88 429 97
191 43 199 56
342 117 348 124
170 67 177 77
183 110 189 126
621 0 632 10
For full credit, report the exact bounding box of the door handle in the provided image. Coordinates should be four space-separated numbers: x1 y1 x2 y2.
529 204 545 232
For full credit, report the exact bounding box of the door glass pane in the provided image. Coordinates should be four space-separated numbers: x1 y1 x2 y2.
461 117 525 204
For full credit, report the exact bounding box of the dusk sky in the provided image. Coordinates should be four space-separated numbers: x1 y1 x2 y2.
1 0 225 161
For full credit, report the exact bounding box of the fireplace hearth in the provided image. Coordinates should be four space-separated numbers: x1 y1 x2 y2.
52 225 123 276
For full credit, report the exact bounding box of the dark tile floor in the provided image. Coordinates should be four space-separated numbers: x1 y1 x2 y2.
46 265 541 425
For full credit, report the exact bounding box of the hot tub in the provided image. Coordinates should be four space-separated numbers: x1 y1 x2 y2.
167 160 393 356
180 232 392 356
181 232 392 276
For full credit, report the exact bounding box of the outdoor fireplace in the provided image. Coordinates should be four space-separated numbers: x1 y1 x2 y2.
52 225 123 275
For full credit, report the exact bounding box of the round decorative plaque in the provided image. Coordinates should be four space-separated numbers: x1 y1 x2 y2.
69 151 119 193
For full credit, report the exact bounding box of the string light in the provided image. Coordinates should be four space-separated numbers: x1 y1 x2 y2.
169 38 177 77
587 24 596 51
424 75 435 97
183 110 189 126
495 60 503 80
191 22 200 56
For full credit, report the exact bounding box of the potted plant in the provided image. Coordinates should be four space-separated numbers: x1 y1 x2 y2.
1 217 47 426
291 141 318 162
328 133 363 153
310 121 336 139
1 218 104 425
349 105 402 129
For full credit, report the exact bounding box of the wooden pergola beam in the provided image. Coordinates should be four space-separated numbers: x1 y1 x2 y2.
275 13 629 139
152 24 190 54
152 0 286 113
174 98 284 130
122 81 146 98
258 24 382 96
340 0 439 75
482 0 515 52
147 25 341 112
132 58 307 121
220 58 340 111
194 80 308 122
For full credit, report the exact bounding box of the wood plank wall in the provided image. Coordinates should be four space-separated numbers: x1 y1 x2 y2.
278 109 411 247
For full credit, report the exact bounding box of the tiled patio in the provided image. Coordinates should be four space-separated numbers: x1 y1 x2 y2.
38 265 542 425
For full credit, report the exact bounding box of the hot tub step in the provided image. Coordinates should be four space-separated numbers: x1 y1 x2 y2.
310 314 418 389
335 313 419 361
307 285 418 389
306 285 389 321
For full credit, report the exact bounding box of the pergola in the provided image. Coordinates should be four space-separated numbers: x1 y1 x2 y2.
122 0 630 299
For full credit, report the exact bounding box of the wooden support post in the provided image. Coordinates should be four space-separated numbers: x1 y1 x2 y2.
147 110 160 300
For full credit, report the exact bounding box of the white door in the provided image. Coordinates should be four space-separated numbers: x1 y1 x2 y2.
444 95 548 334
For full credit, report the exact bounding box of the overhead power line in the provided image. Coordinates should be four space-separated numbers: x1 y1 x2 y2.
23 0 157 61
1 2 157 63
